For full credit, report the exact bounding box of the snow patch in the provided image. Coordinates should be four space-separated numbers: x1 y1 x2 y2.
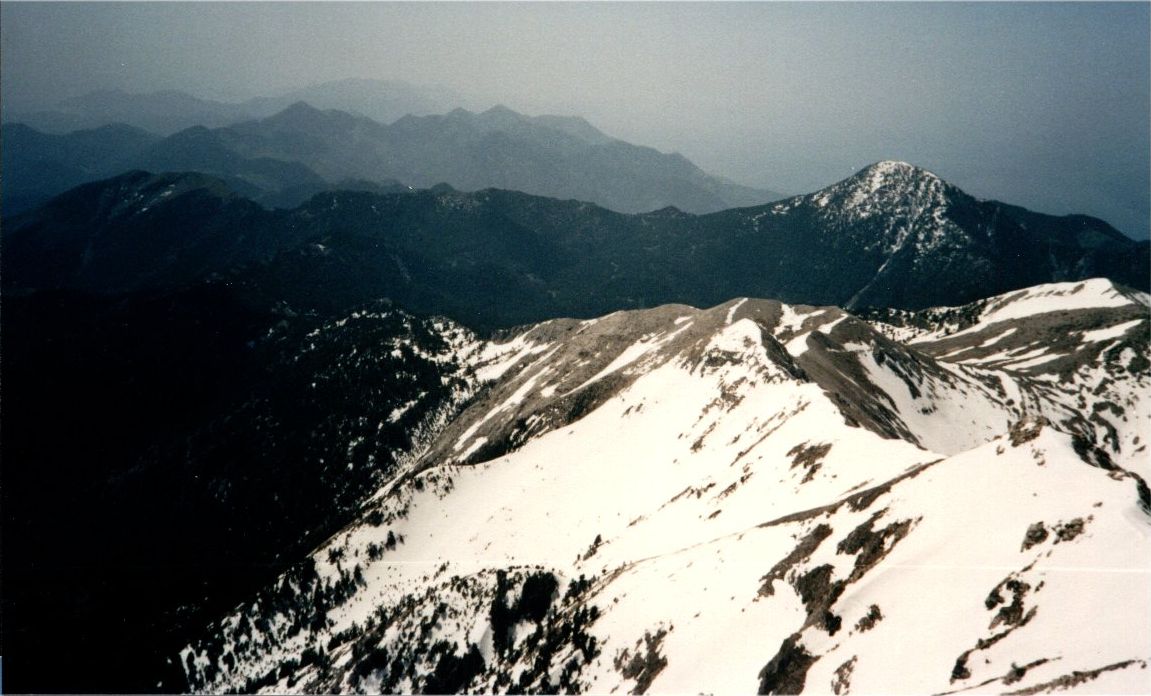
981 279 1134 325
1081 318 1143 344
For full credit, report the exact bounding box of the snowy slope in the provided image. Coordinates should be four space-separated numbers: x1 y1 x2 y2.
179 283 1150 694
886 279 1150 478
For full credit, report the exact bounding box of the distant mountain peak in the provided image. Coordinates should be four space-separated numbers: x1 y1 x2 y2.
476 104 529 130
530 113 615 145
253 101 371 135
251 101 334 131
282 99 321 112
799 160 953 220
853 160 945 194
272 100 327 120
648 204 685 217
866 159 934 176
483 104 520 116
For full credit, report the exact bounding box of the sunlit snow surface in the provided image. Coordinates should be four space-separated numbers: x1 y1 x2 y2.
183 280 1150 695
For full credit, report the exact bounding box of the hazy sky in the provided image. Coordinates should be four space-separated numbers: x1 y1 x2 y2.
2 2 1148 238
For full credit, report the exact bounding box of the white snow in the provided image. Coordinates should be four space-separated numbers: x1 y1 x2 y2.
386 398 419 423
980 279 1135 325
779 308 842 358
457 436 488 461
724 298 748 325
776 303 812 336
1081 318 1143 344
184 285 1151 696
851 346 1010 454
473 334 553 382
565 321 695 396
978 326 1017 347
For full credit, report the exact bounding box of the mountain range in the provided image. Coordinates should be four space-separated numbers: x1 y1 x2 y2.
2 88 1148 695
5 162 1145 331
5 252 1146 692
0 79 469 135
2 101 780 217
177 279 1150 693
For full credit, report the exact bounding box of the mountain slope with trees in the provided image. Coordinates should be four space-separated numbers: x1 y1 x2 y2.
5 163 1145 331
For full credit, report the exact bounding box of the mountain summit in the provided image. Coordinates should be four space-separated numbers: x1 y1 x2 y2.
740 160 1147 309
839 160 949 208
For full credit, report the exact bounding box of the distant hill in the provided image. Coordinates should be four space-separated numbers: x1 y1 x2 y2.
240 77 472 126
0 120 405 216
0 79 467 135
209 101 780 213
3 101 781 216
0 122 161 215
2 89 260 135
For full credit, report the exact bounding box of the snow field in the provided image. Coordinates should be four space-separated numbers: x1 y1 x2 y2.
184 284 1151 694
805 430 1151 694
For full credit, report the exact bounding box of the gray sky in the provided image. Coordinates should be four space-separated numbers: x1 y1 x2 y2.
2 2 1148 238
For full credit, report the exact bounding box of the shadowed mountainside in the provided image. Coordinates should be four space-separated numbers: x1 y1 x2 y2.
5 163 1145 331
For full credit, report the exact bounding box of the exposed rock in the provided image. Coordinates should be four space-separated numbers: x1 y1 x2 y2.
758 524 833 598
1002 658 1050 686
1053 517 1087 543
837 510 918 583
1003 659 1146 695
989 579 1032 629
614 628 669 694
758 634 816 695
788 442 833 484
1021 522 1048 551
831 655 857 695
1009 417 1050 447
855 604 883 633
793 564 845 634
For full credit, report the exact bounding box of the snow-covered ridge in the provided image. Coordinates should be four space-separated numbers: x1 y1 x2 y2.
978 278 1146 325
868 278 1149 478
896 279 1147 376
180 284 1151 695
864 279 1148 346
